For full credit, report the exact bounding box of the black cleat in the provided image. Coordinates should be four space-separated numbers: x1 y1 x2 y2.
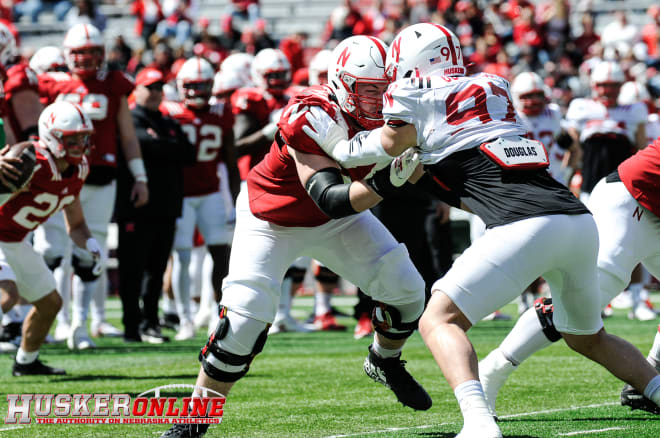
160 424 209 437
363 344 432 410
160 313 180 330
621 383 660 414
13 358 66 376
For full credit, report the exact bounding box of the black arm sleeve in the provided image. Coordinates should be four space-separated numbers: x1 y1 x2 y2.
305 167 357 219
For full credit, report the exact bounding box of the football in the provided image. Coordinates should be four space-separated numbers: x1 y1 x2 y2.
0 141 37 193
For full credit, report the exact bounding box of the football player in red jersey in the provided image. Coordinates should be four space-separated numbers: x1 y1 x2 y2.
34 23 149 349
231 48 291 181
161 36 431 438
0 101 102 375
0 22 43 144
160 56 240 341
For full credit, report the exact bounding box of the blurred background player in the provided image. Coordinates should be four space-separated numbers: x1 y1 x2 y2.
160 56 239 341
34 23 148 350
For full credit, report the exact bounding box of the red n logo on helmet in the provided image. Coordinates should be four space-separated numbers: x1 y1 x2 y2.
337 47 351 67
391 37 401 63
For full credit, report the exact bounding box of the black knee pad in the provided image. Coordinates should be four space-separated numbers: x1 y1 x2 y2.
314 265 339 284
371 302 419 340
199 306 269 382
534 297 562 342
284 266 306 284
72 255 100 282
44 256 63 272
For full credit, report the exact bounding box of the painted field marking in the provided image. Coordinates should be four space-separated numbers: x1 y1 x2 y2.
558 427 627 436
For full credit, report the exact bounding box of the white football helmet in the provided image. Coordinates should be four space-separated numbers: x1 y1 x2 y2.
176 56 215 108
309 49 331 86
590 60 624 107
385 23 465 81
29 46 66 74
212 69 243 99
221 52 254 86
328 36 389 130
0 22 16 69
63 23 104 78
38 101 94 165
511 72 548 116
251 48 291 96
618 81 650 106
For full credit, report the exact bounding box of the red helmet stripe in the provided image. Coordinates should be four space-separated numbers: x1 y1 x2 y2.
367 36 386 64
72 104 88 129
83 24 90 42
432 24 457 66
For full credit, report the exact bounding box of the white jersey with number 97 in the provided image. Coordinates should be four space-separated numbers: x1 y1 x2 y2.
383 73 527 165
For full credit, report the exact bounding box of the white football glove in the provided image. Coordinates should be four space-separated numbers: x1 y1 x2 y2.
302 108 348 154
86 237 104 276
389 148 420 187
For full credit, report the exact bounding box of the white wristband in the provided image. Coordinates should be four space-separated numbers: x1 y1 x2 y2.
261 123 278 140
128 158 148 181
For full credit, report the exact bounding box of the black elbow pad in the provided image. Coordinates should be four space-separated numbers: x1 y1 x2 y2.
305 168 357 219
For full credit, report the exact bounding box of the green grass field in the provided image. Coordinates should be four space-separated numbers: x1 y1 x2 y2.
1 296 659 437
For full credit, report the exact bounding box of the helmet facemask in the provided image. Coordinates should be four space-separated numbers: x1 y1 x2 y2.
341 74 388 130
594 82 622 108
68 46 104 78
519 91 546 116
181 80 213 108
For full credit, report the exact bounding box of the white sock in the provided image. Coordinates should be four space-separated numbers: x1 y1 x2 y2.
648 325 660 370
162 296 175 314
454 380 495 421
172 250 192 323
16 347 39 364
500 306 554 365
72 279 95 327
644 374 660 405
90 274 106 325
54 265 72 326
314 291 331 317
372 338 401 358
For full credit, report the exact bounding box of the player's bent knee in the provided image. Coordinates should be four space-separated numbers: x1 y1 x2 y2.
34 290 62 315
199 306 269 383
72 255 100 282
372 299 424 340
369 244 425 306
534 297 562 342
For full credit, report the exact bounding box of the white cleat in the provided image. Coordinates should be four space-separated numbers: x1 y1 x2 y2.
67 325 96 350
90 321 123 337
479 349 517 417
193 309 211 331
455 420 502 438
0 341 17 353
629 305 657 321
54 322 71 342
268 315 314 335
175 320 195 341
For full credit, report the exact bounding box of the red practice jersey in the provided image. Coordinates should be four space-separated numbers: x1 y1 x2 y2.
0 144 88 242
619 137 660 219
4 63 39 140
160 101 234 197
40 70 134 169
247 85 374 227
231 87 288 179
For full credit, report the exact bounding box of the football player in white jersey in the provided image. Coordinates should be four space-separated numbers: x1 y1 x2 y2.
304 23 660 438
618 81 660 146
564 60 647 204
511 71 570 185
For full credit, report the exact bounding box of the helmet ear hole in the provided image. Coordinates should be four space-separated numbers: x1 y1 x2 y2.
403 70 413 79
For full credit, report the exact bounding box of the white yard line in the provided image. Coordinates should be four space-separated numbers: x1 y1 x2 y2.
0 426 26 433
323 402 618 438
558 427 627 436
